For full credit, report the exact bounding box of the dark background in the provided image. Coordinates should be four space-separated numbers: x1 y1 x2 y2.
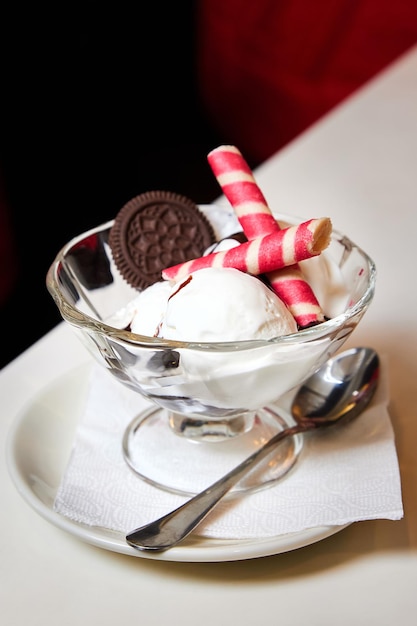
0 3 230 368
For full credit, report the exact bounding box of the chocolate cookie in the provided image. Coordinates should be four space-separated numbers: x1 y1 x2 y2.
109 191 216 290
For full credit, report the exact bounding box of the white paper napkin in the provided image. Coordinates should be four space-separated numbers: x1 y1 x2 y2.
54 355 403 539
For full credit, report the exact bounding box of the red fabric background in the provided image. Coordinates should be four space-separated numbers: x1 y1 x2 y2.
196 0 417 164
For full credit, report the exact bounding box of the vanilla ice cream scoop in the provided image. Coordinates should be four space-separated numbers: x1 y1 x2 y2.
159 267 297 342
109 280 171 336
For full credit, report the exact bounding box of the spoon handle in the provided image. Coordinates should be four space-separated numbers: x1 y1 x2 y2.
126 422 312 552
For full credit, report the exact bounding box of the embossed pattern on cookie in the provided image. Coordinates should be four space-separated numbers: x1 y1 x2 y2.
109 191 216 290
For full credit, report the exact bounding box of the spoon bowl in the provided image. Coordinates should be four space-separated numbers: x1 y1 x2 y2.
293 345 379 425
126 346 380 552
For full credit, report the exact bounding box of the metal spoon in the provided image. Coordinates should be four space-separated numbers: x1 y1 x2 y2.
126 346 379 552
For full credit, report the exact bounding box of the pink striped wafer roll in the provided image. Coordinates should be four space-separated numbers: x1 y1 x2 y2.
162 218 332 283
207 145 326 327
207 145 278 239
267 266 326 327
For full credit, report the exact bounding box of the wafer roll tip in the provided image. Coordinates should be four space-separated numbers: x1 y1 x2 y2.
309 217 332 253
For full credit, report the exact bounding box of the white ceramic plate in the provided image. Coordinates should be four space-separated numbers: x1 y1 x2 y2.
6 364 347 562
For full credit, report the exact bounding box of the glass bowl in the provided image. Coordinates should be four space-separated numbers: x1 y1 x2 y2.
46 206 376 496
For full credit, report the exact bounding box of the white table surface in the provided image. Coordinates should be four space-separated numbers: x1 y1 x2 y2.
2 44 417 626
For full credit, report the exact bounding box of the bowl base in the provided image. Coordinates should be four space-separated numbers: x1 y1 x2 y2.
122 405 304 497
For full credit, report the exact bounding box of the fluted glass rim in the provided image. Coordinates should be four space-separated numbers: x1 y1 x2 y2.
46 214 376 353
